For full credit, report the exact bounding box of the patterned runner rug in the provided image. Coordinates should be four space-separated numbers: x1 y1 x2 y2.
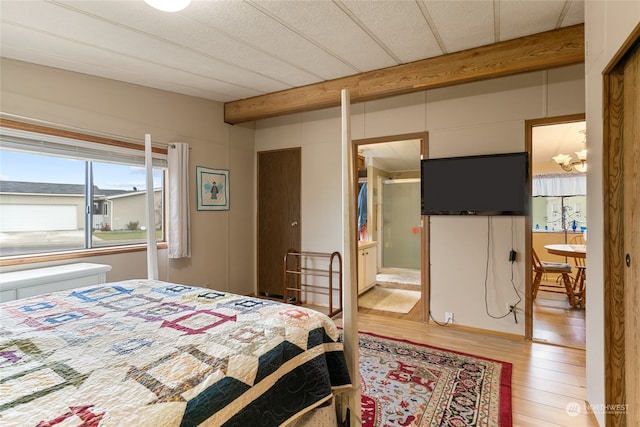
358 332 512 427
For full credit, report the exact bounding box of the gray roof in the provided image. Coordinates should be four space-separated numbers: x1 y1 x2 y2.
0 180 131 197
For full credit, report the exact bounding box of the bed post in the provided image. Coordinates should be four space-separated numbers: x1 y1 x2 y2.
145 133 159 280
341 88 361 425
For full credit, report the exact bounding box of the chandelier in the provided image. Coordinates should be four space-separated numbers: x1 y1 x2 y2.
552 129 587 173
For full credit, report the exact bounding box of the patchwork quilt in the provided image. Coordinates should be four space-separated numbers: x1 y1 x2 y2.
0 279 351 426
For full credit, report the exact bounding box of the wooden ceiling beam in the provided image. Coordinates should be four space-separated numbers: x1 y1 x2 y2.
224 24 584 124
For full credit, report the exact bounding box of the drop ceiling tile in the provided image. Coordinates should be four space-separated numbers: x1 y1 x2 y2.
184 0 359 80
499 1 566 41
341 0 443 63
424 0 495 52
56 0 322 89
1 1 290 97
256 0 397 71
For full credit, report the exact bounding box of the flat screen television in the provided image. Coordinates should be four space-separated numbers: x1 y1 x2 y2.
421 152 529 216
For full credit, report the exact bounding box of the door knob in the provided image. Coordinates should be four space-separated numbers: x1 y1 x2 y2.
291 221 298 227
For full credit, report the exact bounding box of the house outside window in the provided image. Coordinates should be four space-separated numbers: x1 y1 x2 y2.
0 125 167 258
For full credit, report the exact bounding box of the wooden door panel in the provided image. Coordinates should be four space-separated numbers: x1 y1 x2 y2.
622 44 639 427
257 148 301 297
604 29 639 427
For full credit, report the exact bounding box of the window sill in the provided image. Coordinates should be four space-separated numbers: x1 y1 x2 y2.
0 242 168 267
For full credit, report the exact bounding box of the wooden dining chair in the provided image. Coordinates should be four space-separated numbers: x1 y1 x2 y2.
569 235 586 307
572 265 586 307
569 234 584 245
531 248 574 304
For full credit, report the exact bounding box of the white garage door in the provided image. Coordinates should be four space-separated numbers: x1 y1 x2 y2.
0 204 77 232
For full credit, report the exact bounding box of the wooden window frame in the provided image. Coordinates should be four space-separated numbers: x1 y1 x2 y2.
0 119 168 267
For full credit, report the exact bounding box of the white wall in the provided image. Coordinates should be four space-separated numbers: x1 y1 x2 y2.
255 64 585 335
0 58 255 295
584 2 640 426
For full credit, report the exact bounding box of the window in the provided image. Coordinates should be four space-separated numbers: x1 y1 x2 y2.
532 195 587 233
0 123 167 258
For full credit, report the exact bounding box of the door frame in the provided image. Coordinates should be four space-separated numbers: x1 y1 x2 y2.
352 132 429 322
524 113 586 341
602 25 640 427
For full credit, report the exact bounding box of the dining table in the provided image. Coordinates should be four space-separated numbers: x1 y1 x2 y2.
544 243 587 307
544 243 587 258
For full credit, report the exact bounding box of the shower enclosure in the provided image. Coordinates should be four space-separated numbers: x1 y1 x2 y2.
380 179 421 270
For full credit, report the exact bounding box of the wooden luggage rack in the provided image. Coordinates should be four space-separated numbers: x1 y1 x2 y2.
283 251 342 317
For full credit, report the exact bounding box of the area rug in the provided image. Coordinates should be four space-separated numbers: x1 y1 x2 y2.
358 285 421 313
358 332 512 427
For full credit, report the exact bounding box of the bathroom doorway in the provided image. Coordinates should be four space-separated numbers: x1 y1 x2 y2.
353 132 428 322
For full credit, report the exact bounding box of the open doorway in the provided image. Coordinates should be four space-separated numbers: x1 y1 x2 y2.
528 115 586 349
352 133 428 322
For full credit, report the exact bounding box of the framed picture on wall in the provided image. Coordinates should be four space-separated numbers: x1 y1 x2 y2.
196 166 229 211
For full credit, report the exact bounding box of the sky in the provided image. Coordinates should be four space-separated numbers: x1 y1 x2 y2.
0 149 162 190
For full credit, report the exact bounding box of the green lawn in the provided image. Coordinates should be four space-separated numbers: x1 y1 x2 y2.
93 230 162 240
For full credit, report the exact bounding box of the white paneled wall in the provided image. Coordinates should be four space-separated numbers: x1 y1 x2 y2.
426 72 545 128
255 64 585 335
357 92 427 137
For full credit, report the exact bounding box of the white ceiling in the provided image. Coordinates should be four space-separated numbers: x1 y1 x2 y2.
359 139 421 173
532 120 587 173
0 1 585 173
0 0 584 105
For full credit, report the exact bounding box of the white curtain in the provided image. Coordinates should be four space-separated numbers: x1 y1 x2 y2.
532 173 586 197
168 142 191 258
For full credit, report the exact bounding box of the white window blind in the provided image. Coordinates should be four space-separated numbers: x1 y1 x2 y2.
0 127 167 167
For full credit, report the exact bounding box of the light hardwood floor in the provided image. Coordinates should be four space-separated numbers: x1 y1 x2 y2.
533 289 586 349
329 294 597 427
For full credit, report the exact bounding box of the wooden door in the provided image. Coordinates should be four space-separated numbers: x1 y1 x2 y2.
622 42 639 427
257 148 301 297
603 29 639 427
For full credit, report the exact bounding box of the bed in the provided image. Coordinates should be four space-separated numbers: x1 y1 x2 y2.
0 279 351 426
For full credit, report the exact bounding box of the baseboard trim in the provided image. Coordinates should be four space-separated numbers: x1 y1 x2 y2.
427 320 525 341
